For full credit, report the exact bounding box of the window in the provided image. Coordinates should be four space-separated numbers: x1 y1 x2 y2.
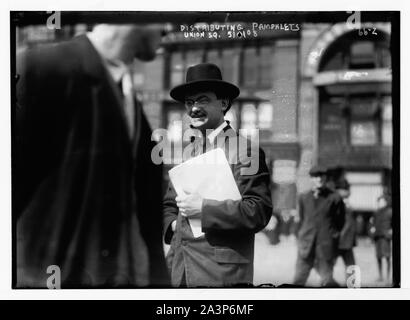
170 52 184 87
258 102 274 129
350 121 378 146
167 110 184 142
381 96 392 146
243 48 258 87
185 50 203 69
272 160 297 184
345 172 384 211
377 45 391 69
345 95 392 147
242 46 272 88
206 49 221 66
164 105 193 164
221 49 240 85
241 103 258 138
349 97 379 146
226 101 274 140
349 41 376 69
350 98 378 117
259 46 273 87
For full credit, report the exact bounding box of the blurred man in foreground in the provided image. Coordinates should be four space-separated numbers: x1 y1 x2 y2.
15 24 169 287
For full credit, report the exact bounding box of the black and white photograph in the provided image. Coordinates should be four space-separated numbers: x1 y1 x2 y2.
8 8 401 293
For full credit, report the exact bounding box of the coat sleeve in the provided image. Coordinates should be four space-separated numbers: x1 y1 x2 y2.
333 195 346 233
295 194 304 237
201 147 272 233
339 206 351 236
136 114 170 286
163 181 179 244
14 46 72 218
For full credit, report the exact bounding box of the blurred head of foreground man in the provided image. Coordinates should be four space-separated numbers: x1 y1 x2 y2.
293 165 346 287
162 63 272 287
87 24 164 63
14 24 169 288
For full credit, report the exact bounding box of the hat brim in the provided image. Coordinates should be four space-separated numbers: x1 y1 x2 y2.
170 80 240 103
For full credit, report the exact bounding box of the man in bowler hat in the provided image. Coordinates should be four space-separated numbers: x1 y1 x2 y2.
163 63 272 287
294 165 345 287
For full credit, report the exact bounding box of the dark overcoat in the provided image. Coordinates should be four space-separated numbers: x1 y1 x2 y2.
163 126 272 287
14 35 169 288
338 205 357 250
374 206 392 238
297 188 345 261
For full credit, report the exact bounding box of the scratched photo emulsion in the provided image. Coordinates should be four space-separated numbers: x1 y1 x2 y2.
11 11 399 289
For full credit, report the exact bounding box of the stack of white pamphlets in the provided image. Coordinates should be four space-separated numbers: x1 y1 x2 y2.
169 148 242 237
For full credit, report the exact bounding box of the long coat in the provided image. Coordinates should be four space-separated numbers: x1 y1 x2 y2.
163 126 272 287
338 204 357 250
14 35 169 288
373 205 392 238
297 188 345 261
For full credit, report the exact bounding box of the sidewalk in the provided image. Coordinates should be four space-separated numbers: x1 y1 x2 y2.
254 232 393 287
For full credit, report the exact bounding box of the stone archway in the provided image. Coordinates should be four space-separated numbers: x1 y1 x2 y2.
303 22 390 77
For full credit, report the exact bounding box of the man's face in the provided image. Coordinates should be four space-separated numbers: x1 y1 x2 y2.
337 188 350 199
310 174 327 190
184 91 228 130
378 197 387 209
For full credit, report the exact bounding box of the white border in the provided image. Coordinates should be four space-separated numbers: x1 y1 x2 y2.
1 0 409 300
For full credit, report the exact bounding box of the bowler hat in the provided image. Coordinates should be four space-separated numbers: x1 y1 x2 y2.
170 63 240 103
309 165 328 177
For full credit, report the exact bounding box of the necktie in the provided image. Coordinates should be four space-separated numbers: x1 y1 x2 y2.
121 68 136 139
191 136 213 157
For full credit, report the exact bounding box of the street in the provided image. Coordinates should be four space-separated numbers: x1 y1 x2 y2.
254 232 393 288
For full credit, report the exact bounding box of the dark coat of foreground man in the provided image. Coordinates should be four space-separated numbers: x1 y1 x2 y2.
14 34 169 288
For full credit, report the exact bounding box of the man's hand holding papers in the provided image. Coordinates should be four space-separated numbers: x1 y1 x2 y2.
176 191 203 218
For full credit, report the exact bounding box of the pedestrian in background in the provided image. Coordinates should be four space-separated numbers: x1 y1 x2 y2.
293 165 345 287
370 192 392 282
